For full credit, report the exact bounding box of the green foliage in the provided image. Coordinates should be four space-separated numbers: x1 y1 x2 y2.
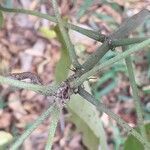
124 123 150 150
112 9 150 39
68 101 99 150
124 135 143 150
54 25 71 83
68 83 107 150
92 50 126 99
0 1 150 150
38 25 71 83
53 21 106 149
45 106 61 150
10 105 55 149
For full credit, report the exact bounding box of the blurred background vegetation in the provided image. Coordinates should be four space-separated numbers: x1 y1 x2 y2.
0 0 149 149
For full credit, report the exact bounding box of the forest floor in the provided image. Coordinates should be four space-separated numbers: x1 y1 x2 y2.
0 0 149 149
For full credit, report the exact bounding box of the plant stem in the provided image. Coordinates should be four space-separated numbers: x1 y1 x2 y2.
124 47 148 145
51 0 81 69
82 41 110 72
72 39 150 88
66 23 106 42
81 36 149 72
45 106 61 150
78 87 150 149
112 37 149 47
1 39 149 95
10 105 55 150
81 9 150 72
0 76 57 96
1 5 148 48
0 5 105 42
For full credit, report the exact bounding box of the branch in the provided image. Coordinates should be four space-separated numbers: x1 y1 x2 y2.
1 5 147 47
51 0 81 69
10 105 55 150
0 5 105 42
45 106 61 150
1 39 149 94
81 9 150 72
112 37 149 47
72 38 150 88
1 5 149 73
0 75 57 96
82 41 110 72
123 46 148 144
81 36 149 73
78 87 150 149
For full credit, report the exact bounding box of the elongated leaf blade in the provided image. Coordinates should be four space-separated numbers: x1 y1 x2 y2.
54 25 71 83
111 9 150 39
68 82 107 150
124 123 150 150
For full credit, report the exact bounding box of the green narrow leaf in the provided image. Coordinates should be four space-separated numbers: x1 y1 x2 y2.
54 25 71 83
68 82 107 150
0 11 4 29
124 123 150 150
68 106 99 150
112 9 150 39
45 106 60 150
